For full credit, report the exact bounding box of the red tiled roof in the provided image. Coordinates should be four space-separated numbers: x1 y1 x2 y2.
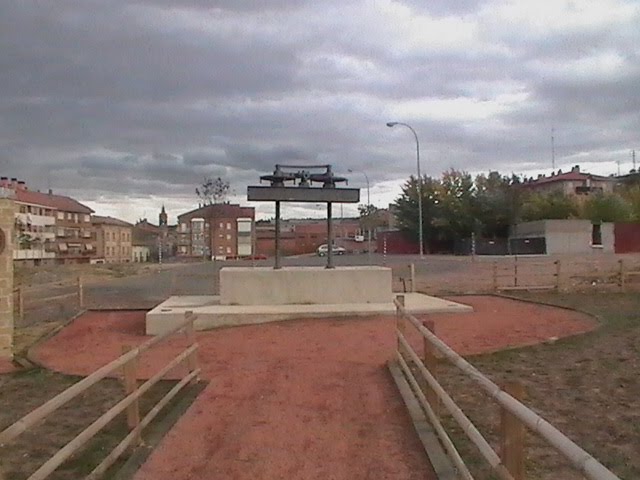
92 215 133 227
522 171 614 187
14 189 94 214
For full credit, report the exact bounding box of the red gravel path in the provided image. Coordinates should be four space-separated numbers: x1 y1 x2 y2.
0 358 16 374
28 296 595 480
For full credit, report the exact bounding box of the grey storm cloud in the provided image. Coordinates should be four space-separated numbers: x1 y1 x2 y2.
1 0 639 221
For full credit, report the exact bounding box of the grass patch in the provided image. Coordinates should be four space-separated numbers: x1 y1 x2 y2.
426 293 639 479
0 368 190 480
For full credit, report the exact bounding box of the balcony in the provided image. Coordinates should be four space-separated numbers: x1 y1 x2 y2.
14 249 56 260
16 213 55 227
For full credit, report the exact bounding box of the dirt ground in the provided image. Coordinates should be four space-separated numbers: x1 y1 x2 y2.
0 368 178 480
435 293 640 480
18 296 594 480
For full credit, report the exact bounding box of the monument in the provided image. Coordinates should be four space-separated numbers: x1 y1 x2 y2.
146 164 471 334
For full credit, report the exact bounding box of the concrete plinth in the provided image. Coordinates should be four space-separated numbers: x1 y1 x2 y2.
145 293 473 335
220 266 392 305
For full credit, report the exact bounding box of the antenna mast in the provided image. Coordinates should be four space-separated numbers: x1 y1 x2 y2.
551 127 556 169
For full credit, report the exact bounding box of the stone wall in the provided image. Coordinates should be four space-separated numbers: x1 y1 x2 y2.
0 198 14 359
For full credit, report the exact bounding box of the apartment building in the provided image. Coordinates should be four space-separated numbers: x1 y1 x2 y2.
92 216 133 263
177 203 255 259
520 165 615 200
1 177 96 265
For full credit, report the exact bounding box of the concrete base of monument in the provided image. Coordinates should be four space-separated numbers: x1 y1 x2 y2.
145 293 473 335
220 266 393 305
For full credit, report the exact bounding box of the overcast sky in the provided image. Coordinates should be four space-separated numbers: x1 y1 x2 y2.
1 0 639 222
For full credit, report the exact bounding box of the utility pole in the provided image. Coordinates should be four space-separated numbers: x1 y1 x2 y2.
551 127 555 170
633 150 637 171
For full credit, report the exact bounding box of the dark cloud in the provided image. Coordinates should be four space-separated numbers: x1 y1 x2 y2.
1 0 639 221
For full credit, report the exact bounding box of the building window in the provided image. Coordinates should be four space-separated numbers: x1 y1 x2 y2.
227 222 231 230
226 247 231 254
57 212 64 220
592 223 602 246
226 234 231 240
84 215 90 222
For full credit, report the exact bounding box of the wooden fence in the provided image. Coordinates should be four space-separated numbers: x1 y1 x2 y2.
393 295 620 480
394 256 640 294
0 311 200 480
13 276 84 325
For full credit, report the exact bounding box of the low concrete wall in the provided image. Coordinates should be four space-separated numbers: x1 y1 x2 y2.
546 220 614 254
220 266 392 305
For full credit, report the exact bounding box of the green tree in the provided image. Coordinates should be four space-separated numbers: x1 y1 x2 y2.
393 175 442 250
620 185 640 222
581 192 631 223
358 204 383 232
474 172 523 238
435 169 476 240
520 192 580 221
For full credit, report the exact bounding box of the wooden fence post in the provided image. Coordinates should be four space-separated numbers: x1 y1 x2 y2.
500 381 526 480
514 256 518 287
422 319 439 418
492 261 498 292
15 287 24 323
555 260 561 292
619 260 625 292
396 295 405 354
121 345 141 444
77 276 84 309
410 263 416 293
184 311 199 380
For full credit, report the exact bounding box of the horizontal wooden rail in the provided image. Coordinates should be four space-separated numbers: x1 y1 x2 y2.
0 314 197 444
26 344 198 480
396 352 475 480
395 298 620 480
397 333 514 480
498 285 556 292
23 292 78 305
85 368 200 480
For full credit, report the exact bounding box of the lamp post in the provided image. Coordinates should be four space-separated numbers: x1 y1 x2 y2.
386 121 424 258
348 169 372 262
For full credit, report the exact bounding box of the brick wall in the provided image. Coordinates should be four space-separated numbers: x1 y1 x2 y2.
0 199 14 358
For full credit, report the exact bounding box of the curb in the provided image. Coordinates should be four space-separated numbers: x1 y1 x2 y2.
388 360 457 480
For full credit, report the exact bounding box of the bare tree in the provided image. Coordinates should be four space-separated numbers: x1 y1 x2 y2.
195 176 230 260
196 177 230 205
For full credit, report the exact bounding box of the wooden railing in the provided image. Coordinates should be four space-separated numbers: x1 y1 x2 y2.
393 295 620 480
13 276 85 323
0 311 200 480
492 259 559 292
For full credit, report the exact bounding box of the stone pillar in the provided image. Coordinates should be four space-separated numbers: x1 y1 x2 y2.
0 198 14 359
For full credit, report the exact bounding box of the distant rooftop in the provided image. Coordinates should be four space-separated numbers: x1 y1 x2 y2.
521 165 614 187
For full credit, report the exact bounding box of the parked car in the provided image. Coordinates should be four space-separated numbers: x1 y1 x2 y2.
316 244 347 256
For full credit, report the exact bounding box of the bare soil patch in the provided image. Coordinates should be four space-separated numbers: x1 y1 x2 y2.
434 293 640 479
0 368 179 480
24 296 597 480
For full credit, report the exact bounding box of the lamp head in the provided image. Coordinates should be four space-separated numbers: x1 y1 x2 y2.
386 122 398 127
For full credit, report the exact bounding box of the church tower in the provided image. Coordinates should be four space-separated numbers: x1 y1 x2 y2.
159 205 168 227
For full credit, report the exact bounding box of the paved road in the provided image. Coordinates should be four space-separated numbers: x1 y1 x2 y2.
81 254 475 309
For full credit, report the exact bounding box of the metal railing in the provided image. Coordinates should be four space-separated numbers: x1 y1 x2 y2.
393 295 620 480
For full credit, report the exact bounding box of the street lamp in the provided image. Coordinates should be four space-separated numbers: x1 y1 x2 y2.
348 168 372 262
386 121 424 258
